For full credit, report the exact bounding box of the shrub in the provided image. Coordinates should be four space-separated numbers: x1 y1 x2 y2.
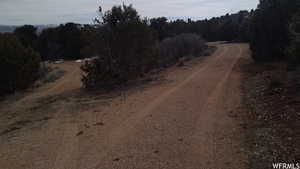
81 6 208 90
287 10 300 69
0 33 41 95
155 33 207 67
81 5 156 89
39 67 65 84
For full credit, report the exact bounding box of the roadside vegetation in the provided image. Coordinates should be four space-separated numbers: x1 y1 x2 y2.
249 0 299 64
81 5 158 89
81 5 209 89
0 33 40 96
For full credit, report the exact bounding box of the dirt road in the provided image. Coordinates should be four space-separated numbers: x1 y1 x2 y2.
0 43 250 169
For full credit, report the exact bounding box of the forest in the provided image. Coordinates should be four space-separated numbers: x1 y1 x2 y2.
0 0 299 94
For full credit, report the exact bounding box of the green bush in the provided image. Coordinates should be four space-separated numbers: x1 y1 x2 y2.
0 33 41 95
249 0 299 62
155 33 207 67
38 23 82 61
14 25 38 50
81 5 156 89
287 10 300 69
81 5 209 90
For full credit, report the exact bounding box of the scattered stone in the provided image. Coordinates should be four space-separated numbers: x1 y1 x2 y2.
154 150 159 154
241 62 300 169
177 61 185 67
94 122 104 126
76 131 83 136
113 158 120 162
39 117 51 121
228 111 237 118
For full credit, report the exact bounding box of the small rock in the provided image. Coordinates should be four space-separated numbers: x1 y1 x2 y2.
178 138 184 142
76 131 83 136
113 158 120 162
94 122 104 126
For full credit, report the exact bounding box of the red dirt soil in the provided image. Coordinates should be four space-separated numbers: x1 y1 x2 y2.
0 43 250 169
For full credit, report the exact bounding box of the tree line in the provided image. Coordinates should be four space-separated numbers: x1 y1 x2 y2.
7 9 252 62
7 1 300 64
150 10 252 42
249 0 300 66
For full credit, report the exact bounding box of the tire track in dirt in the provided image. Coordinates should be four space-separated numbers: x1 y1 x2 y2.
47 45 229 169
87 43 246 169
0 43 250 169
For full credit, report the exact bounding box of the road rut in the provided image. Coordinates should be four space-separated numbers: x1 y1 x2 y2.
0 43 250 169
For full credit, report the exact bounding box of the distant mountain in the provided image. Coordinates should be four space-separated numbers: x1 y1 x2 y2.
0 25 17 33
35 25 57 33
0 24 57 33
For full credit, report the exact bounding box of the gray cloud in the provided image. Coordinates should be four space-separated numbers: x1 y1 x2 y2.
0 0 259 25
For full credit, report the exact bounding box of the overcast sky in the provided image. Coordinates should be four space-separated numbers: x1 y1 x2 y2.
0 0 259 25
